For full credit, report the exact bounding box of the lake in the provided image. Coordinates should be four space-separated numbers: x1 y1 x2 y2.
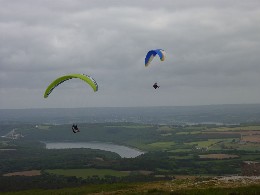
45 142 144 158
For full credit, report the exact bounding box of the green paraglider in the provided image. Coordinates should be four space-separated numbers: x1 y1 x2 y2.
44 74 98 98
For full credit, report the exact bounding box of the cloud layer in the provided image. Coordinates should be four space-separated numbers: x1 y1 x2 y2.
1 0 260 108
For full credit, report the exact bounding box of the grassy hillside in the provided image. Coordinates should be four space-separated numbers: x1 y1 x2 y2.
1 177 260 195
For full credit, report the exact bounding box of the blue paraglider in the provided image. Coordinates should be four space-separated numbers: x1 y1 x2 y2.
145 49 165 67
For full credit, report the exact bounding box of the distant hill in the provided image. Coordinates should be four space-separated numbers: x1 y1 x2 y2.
1 104 260 125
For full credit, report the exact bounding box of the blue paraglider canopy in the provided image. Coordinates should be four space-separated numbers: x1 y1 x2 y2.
145 49 165 67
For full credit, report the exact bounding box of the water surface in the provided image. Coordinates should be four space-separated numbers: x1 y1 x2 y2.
45 142 144 158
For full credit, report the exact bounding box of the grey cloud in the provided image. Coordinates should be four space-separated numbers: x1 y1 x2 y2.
0 0 260 108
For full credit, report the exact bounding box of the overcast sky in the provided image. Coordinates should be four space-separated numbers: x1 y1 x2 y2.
0 0 260 109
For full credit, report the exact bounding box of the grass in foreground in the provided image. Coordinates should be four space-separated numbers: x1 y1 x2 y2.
2 178 260 195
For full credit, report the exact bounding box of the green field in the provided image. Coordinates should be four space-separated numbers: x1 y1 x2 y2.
185 138 234 148
169 148 192 152
176 131 201 135
157 126 174 131
46 168 129 179
208 125 260 132
146 141 176 150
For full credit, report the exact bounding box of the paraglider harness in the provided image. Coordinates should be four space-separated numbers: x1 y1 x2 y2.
153 83 160 89
72 124 80 133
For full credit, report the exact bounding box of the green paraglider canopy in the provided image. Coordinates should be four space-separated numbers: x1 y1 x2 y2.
44 74 98 98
